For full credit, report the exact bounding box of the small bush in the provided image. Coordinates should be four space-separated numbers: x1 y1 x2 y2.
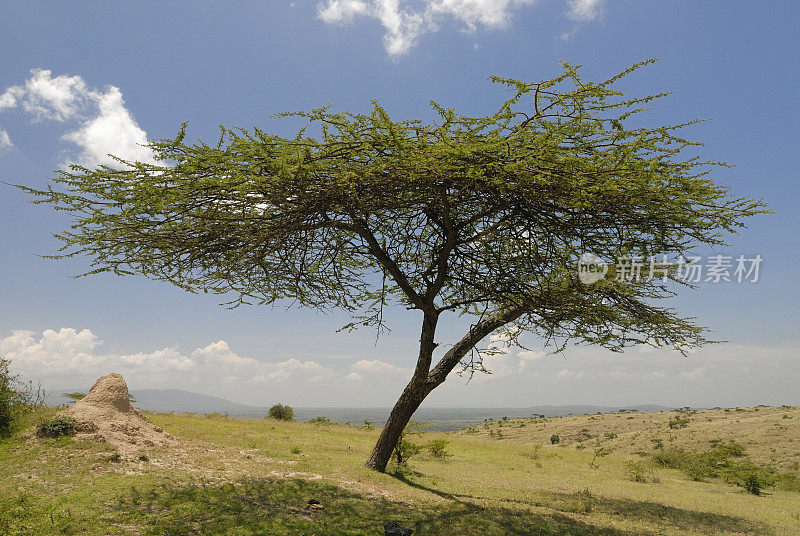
625 460 657 483
363 419 374 430
391 421 428 468
290 445 302 454
728 463 772 495
550 434 560 445
267 404 294 421
393 436 421 466
138 453 150 462
652 448 689 469
1 357 44 436
426 439 452 459
36 415 76 438
739 473 765 495
0 358 16 435
668 416 690 429
106 452 122 463
308 416 332 425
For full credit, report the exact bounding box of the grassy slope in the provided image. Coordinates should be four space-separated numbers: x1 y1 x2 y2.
1 406 799 535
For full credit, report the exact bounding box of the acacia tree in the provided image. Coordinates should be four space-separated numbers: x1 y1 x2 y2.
23 61 763 472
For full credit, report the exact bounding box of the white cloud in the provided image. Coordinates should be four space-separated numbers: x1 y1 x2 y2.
61 86 157 168
517 349 545 371
0 69 88 121
429 0 534 30
317 0 537 57
565 0 604 22
0 68 157 167
349 359 409 377
0 328 333 387
0 126 11 150
0 90 18 111
250 358 334 384
318 0 370 22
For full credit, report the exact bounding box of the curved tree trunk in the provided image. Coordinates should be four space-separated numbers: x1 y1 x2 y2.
365 306 526 472
365 378 430 472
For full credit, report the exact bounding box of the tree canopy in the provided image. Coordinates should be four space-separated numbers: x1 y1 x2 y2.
23 60 765 471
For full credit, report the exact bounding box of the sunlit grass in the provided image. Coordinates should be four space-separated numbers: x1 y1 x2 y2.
2 407 800 535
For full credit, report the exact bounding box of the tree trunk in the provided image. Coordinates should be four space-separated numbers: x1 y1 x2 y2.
365 378 430 472
365 307 525 472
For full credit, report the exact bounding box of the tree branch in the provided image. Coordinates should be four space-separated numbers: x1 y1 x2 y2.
351 216 428 312
426 305 526 387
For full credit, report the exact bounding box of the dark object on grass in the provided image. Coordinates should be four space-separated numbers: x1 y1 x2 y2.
36 415 77 438
384 521 413 535
307 499 323 511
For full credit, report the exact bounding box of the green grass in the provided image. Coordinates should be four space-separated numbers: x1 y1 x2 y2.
2 407 800 535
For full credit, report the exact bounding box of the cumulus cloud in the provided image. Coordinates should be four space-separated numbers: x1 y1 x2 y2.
0 328 333 388
61 86 157 168
0 69 88 121
250 358 334 384
0 68 157 167
318 0 537 57
345 359 410 383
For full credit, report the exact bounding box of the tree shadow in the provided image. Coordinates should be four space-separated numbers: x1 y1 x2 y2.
545 490 772 536
389 472 772 536
113 477 665 536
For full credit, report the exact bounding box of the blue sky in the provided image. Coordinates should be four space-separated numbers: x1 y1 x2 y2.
0 1 798 408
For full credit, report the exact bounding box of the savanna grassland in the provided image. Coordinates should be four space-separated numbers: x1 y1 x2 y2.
2 405 800 535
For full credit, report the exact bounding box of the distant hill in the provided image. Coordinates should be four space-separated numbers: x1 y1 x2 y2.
47 388 674 430
48 388 266 416
524 404 673 416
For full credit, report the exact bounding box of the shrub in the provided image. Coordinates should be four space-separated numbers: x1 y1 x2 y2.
716 441 746 458
137 453 150 462
290 445 302 454
426 439 452 459
625 460 657 483
393 435 421 466
36 415 76 438
106 452 122 463
0 357 43 436
550 434 560 445
652 448 689 469
308 416 332 425
363 419 374 430
650 441 783 493
668 415 690 429
0 358 17 436
391 421 428 468
726 462 773 495
267 404 294 421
